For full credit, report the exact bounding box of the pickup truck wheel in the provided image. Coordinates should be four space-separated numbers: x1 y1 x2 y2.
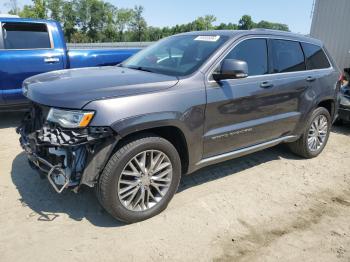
288 107 331 158
97 134 181 223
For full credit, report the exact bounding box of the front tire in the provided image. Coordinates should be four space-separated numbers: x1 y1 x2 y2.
97 134 181 223
288 107 331 158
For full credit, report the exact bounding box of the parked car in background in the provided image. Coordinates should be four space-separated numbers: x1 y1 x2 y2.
0 17 140 110
338 83 350 123
18 29 340 223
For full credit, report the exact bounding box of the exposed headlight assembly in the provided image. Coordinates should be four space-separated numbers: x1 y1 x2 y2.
47 108 94 128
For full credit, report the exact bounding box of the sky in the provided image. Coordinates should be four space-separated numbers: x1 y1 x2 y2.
0 0 314 34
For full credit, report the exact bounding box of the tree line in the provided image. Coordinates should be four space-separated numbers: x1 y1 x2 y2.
5 0 290 43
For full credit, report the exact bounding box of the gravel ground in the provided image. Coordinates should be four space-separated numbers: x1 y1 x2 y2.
0 112 349 262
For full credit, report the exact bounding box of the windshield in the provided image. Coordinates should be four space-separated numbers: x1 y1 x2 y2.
121 35 229 76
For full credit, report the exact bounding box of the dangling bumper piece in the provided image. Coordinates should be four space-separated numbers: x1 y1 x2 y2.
17 104 119 193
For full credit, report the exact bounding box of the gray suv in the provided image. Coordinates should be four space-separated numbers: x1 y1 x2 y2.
18 30 340 223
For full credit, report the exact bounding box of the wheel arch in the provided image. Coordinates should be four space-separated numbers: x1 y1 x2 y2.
111 113 190 174
317 99 335 120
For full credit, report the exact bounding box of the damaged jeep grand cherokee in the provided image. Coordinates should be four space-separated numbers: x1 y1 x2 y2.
18 30 340 223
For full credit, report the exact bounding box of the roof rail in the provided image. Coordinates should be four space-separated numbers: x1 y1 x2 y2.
250 28 287 33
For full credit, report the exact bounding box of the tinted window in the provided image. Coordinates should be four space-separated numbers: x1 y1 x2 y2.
301 42 330 70
2 22 51 49
271 39 305 73
226 39 268 76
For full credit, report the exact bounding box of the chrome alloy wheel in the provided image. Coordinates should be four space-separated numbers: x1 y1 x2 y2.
307 114 328 152
117 150 173 211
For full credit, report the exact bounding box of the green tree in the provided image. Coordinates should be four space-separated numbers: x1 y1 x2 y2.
147 26 162 41
256 20 289 31
203 15 216 30
130 5 147 41
116 8 134 41
215 22 237 30
101 2 118 41
192 17 206 31
18 0 47 19
70 31 89 43
33 0 47 18
76 0 111 41
47 0 63 22
19 5 36 18
12 0 290 43
238 15 255 30
61 0 77 42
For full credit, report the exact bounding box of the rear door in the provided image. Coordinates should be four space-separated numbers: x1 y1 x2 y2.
301 41 333 93
0 21 64 106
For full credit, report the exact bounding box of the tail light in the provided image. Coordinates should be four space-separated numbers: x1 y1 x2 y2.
339 73 344 82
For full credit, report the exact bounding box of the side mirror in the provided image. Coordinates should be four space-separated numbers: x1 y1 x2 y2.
213 59 248 81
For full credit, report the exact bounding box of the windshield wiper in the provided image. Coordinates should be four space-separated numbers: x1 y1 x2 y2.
125 66 154 73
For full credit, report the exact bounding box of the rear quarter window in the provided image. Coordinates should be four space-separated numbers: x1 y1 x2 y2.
271 39 305 73
2 22 51 50
301 42 330 70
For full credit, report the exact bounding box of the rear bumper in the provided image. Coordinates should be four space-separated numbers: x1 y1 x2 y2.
17 104 118 193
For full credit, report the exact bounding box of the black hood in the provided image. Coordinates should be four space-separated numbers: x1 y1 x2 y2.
23 66 179 109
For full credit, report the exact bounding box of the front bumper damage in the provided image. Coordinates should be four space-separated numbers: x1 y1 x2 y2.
17 104 119 193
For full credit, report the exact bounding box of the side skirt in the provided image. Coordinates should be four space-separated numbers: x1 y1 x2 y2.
195 135 297 169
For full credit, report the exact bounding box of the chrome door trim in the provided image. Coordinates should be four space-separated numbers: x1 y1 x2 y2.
196 135 297 166
205 35 334 84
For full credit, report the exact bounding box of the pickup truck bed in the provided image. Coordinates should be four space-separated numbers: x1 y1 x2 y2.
0 17 140 109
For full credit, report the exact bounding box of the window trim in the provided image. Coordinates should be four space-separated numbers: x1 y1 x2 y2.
269 38 306 74
224 38 269 77
300 42 331 70
0 21 54 51
206 35 333 84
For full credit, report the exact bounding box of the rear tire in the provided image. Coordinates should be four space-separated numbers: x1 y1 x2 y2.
96 134 181 223
288 107 331 158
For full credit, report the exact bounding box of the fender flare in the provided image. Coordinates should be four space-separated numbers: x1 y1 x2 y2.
111 111 190 138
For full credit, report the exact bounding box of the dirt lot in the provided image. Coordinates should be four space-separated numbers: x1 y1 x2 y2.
0 112 349 262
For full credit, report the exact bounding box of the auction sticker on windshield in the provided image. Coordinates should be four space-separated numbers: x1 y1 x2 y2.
194 35 220 42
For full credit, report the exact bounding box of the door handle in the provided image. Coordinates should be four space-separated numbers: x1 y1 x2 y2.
260 81 274 88
306 76 316 82
44 57 60 63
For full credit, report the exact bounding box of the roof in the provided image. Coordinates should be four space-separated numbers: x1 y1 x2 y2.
178 29 323 45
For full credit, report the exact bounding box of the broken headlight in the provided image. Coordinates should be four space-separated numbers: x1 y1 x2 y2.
47 108 94 128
